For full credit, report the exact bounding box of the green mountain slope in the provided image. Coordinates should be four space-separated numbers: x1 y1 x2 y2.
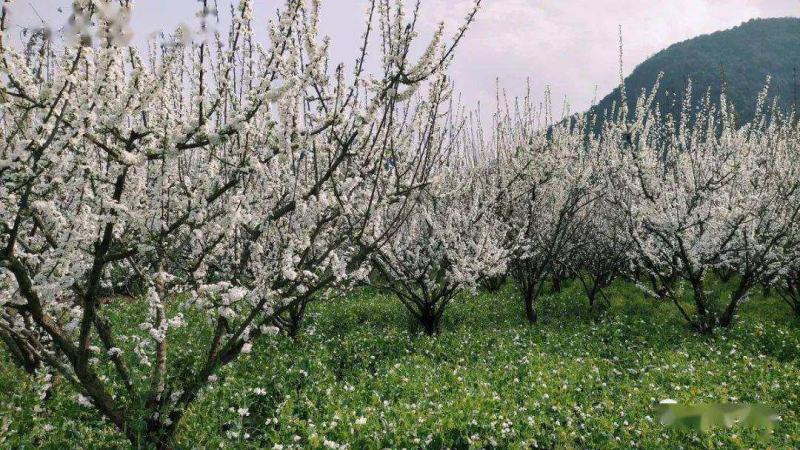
590 17 800 127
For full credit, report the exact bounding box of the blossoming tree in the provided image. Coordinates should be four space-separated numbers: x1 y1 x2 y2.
493 101 599 324
606 82 800 333
368 160 508 335
0 0 479 446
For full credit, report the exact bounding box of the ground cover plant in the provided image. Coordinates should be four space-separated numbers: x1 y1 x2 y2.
1 281 799 449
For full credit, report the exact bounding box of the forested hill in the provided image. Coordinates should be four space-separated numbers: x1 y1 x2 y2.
590 17 800 127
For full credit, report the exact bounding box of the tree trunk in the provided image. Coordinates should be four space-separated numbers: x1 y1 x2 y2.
782 274 800 317
690 277 717 334
588 286 600 316
420 308 442 336
273 299 308 339
524 285 538 324
551 273 562 293
648 274 668 299
481 274 506 292
286 301 307 339
719 278 752 328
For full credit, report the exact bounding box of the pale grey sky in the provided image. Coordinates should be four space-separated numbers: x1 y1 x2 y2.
6 0 800 113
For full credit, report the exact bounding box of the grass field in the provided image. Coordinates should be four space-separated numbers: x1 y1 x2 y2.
1 280 799 449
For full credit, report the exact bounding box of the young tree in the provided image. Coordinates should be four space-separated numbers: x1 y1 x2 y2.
0 0 479 447
369 163 508 335
498 112 599 324
569 199 630 316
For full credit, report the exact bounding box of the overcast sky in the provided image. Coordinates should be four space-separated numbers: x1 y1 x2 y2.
6 0 800 113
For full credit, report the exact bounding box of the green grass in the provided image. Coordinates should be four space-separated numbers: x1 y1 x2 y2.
1 280 799 449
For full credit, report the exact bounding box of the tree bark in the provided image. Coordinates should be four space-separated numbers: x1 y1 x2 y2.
551 273 562 293
719 278 752 328
524 285 538 324
420 306 442 336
